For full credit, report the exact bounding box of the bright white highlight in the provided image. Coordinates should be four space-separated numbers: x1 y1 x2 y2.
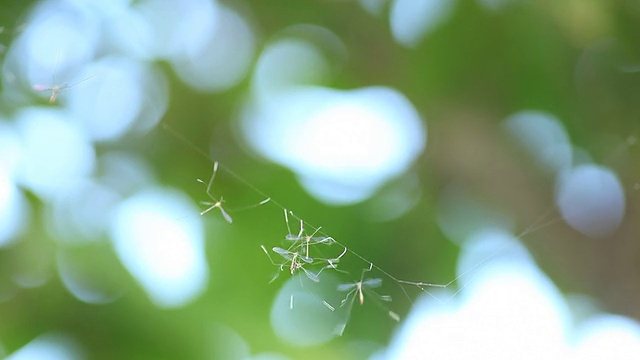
0 0 101 106
244 85 426 205
390 0 454 47
270 275 342 346
0 124 28 248
67 56 168 141
0 178 29 248
6 333 82 360
570 315 640 360
296 102 403 170
383 227 640 360
556 164 625 238
504 110 573 174
110 188 208 308
22 1 100 80
244 30 425 204
171 4 255 92
135 0 218 60
15 108 95 201
386 234 570 359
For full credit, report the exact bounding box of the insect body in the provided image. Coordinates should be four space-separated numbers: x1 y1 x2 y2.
335 263 398 335
338 277 387 305
262 245 320 282
32 76 94 104
197 162 233 223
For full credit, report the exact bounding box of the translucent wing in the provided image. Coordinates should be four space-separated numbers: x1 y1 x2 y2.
362 278 382 289
218 206 233 224
272 247 313 263
272 247 292 259
337 282 357 292
302 268 320 282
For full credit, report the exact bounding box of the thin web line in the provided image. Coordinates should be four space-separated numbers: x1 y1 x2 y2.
160 123 569 306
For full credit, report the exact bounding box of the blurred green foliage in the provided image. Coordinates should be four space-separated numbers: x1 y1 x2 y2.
1 0 639 359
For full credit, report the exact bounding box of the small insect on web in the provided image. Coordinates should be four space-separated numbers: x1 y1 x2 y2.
261 245 320 282
32 75 95 104
261 243 347 283
260 209 348 285
161 123 570 330
190 152 514 325
335 263 399 335
161 123 639 342
196 161 271 223
283 209 337 258
197 161 233 223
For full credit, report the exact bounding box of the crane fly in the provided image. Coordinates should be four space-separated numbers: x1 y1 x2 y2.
283 210 336 258
32 76 94 104
197 161 233 223
338 277 388 305
261 245 320 282
335 263 398 335
196 161 270 223
285 221 335 258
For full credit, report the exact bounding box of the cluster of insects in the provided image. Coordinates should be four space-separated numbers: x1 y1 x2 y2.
195 161 402 334
167 121 639 337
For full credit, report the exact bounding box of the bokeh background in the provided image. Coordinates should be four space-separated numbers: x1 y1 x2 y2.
1 0 640 359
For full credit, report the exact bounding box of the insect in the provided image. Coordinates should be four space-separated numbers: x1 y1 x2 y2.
196 161 271 223
262 245 320 282
338 264 391 306
335 263 399 335
261 241 348 288
284 210 336 258
197 161 233 223
32 75 94 104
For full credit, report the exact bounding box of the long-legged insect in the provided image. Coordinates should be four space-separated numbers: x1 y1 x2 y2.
335 263 399 335
162 123 639 336
281 210 348 272
197 161 233 223
197 161 270 223
261 245 320 282
165 124 537 303
32 75 94 104
284 210 336 258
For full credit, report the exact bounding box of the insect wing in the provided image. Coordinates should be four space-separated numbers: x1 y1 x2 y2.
313 236 334 244
302 268 320 282
285 234 302 241
389 311 400 322
272 247 293 259
218 206 233 223
337 282 357 292
362 278 383 289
